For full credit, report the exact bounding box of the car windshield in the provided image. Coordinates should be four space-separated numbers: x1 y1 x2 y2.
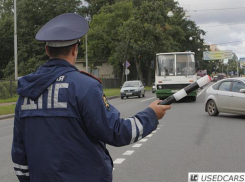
156 54 195 76
123 81 140 87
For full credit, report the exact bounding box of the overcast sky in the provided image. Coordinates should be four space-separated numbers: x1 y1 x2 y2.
176 0 245 59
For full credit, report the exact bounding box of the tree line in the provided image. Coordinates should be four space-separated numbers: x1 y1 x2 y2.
0 0 206 86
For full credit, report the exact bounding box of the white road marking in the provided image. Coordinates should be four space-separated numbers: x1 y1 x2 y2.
157 127 160 130
152 130 157 133
123 150 134 155
138 138 148 142
147 134 153 137
197 83 212 97
113 158 125 164
197 88 206 97
132 144 142 147
140 97 156 102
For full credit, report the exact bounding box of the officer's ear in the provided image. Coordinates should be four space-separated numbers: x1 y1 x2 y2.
45 45 51 57
71 44 78 56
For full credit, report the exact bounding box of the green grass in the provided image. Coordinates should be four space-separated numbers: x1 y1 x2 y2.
0 95 18 103
145 86 151 91
0 105 16 116
104 88 120 97
0 87 152 116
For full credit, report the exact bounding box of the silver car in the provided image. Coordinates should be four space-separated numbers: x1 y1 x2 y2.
205 77 245 116
120 80 145 99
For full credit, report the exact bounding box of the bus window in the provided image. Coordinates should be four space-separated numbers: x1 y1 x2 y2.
176 54 195 76
157 54 175 76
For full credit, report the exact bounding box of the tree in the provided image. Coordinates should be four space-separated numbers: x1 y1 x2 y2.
0 0 14 79
2 0 84 78
0 0 206 85
122 0 181 84
80 0 118 17
88 0 205 85
87 1 134 83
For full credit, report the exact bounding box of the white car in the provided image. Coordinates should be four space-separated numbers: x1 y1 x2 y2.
205 77 245 116
120 80 145 99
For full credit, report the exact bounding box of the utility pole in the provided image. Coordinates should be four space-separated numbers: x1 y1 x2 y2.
237 60 239 77
85 34 88 72
14 0 18 80
85 16 91 73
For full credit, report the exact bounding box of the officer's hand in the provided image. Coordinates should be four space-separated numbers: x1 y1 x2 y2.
149 100 171 120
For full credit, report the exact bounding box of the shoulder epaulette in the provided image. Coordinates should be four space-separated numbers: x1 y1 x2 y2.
79 70 102 83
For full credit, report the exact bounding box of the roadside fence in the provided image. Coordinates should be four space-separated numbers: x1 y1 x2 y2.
0 80 17 99
101 78 120 89
0 78 121 100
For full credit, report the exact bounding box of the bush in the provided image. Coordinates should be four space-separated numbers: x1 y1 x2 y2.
0 80 17 100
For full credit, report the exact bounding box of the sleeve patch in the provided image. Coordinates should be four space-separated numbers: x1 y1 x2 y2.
102 94 110 111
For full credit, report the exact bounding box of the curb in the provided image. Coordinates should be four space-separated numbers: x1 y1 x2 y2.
107 95 120 100
0 102 16 107
0 114 15 120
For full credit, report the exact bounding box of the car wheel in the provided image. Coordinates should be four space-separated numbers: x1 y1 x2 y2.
143 91 145 97
191 96 196 101
121 96 124 99
207 100 219 116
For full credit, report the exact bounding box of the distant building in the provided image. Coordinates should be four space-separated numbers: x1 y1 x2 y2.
209 44 220 51
75 59 115 79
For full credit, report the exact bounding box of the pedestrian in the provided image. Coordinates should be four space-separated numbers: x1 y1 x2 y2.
11 13 171 182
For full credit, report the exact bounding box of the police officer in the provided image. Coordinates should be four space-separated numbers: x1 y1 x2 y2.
11 13 171 182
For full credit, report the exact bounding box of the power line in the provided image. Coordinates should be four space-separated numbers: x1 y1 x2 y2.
179 1 245 7
189 7 245 12
201 22 245 28
211 40 245 45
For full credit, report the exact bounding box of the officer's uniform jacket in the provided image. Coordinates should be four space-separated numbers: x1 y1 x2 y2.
12 59 159 182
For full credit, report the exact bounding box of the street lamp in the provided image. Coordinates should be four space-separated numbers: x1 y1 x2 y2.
167 11 174 18
189 36 200 42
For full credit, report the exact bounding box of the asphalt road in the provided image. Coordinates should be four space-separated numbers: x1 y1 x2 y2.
109 89 245 182
0 118 18 182
1 86 245 182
